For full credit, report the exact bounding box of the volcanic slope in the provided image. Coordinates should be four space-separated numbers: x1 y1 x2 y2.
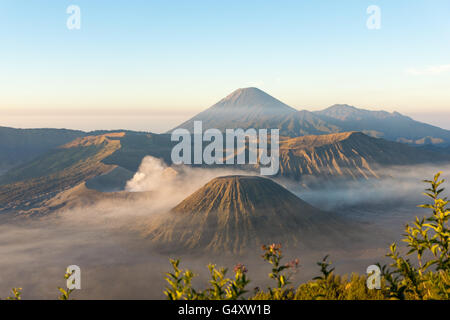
276 131 450 180
145 175 354 254
229 132 450 182
0 133 124 215
0 131 176 215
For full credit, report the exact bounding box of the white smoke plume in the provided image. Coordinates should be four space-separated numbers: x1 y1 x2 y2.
125 157 177 192
124 155 251 203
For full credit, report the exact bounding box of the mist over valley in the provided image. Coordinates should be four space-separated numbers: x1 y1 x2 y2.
0 88 449 299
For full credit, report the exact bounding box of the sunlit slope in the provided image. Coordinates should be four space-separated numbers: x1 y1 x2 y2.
0 133 123 214
145 175 351 254
278 132 450 179
0 131 179 215
239 132 450 181
39 182 153 215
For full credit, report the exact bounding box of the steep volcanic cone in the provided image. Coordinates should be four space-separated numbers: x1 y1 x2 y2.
145 175 350 254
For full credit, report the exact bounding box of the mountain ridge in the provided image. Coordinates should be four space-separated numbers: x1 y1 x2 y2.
170 88 450 145
227 131 450 182
0 127 151 175
315 104 406 121
2 130 449 216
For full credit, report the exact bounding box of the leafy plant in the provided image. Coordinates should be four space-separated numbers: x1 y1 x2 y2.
379 172 450 300
259 243 299 299
164 259 250 300
309 255 339 299
227 264 250 299
58 269 76 300
5 288 22 300
164 259 198 300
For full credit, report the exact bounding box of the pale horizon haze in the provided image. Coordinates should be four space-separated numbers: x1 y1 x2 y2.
1 1 449 132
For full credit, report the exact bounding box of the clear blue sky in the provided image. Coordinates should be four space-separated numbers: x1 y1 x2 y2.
1 0 449 131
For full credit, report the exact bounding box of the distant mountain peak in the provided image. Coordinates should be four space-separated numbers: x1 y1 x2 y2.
317 104 403 121
213 87 296 112
324 104 381 114
225 87 263 96
221 87 273 101
169 87 296 132
326 104 359 111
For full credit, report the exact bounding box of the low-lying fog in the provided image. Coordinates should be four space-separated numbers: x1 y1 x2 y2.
0 157 448 299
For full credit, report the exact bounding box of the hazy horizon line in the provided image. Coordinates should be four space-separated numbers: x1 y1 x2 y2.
1 110 450 133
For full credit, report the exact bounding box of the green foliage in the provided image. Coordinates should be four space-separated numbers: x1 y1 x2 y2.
253 254 384 300
418 172 449 271
4 288 22 300
164 259 250 300
2 269 80 300
258 244 299 299
310 255 338 299
58 269 76 300
253 273 385 300
228 264 251 299
313 255 335 281
378 172 450 300
164 259 199 300
261 244 298 289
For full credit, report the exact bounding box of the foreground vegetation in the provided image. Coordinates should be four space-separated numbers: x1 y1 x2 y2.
1 268 76 300
164 172 449 300
1 173 448 300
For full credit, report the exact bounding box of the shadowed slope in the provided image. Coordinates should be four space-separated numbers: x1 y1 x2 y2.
0 126 86 172
315 104 450 145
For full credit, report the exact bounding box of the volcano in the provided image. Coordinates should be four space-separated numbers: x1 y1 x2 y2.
145 175 350 254
170 87 296 132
